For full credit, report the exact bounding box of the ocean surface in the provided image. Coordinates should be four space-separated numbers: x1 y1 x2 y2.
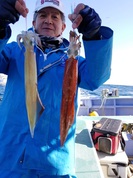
80 84 133 97
1 74 133 101
0 84 133 101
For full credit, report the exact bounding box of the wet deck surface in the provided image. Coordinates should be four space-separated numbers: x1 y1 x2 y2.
75 116 133 178
75 117 104 178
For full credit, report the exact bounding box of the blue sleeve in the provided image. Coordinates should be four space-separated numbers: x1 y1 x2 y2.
0 26 11 52
0 26 12 74
78 26 113 91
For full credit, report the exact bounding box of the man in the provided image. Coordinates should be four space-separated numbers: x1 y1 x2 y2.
0 0 113 177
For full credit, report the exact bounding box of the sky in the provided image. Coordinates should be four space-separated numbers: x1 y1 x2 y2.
8 0 133 86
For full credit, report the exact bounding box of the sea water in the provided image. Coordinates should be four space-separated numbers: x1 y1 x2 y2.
1 74 133 102
1 83 133 100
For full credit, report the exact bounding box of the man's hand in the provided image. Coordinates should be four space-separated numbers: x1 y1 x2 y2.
0 0 28 28
68 3 101 40
68 3 85 29
15 0 28 18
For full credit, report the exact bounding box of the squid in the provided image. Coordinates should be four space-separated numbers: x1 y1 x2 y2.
60 31 81 146
17 31 44 137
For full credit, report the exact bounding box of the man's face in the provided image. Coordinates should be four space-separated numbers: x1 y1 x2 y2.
33 7 66 37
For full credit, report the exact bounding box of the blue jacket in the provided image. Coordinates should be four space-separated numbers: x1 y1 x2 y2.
0 26 113 175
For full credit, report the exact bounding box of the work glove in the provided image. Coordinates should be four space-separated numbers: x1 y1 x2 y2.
0 0 19 29
78 5 102 40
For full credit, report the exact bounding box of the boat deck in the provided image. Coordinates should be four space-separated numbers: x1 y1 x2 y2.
75 117 104 178
75 116 133 178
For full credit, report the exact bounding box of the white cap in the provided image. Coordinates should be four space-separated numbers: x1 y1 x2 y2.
34 0 64 14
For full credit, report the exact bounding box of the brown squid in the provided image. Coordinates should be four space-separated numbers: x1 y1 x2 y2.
60 31 81 146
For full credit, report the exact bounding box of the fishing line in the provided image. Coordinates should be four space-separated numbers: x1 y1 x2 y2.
24 0 27 31
71 3 76 33
71 3 81 59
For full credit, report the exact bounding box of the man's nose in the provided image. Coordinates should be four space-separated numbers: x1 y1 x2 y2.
44 16 52 24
